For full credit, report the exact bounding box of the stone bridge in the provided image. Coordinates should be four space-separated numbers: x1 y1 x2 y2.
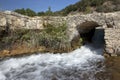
67 12 120 56
0 11 120 56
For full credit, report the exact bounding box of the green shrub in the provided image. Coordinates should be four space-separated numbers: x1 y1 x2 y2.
85 6 92 14
21 33 31 41
14 8 36 17
27 22 70 50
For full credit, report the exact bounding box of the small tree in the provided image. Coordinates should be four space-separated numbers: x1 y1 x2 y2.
37 12 45 16
85 6 91 13
46 6 53 16
14 8 26 15
26 8 36 17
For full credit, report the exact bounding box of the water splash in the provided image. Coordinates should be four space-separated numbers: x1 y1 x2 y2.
0 45 104 80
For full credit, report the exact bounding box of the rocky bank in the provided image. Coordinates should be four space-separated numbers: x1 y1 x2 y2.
0 11 120 57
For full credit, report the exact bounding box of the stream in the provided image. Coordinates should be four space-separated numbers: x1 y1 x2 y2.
0 28 108 80
0 45 105 80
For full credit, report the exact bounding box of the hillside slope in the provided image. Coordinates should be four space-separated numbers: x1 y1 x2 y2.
58 0 120 15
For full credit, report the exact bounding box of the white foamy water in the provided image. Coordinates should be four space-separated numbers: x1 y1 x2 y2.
0 45 104 80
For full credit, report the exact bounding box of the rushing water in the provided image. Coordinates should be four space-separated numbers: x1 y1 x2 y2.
0 28 106 80
0 45 104 80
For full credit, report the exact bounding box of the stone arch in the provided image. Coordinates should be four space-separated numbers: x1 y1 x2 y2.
76 21 99 33
76 21 104 45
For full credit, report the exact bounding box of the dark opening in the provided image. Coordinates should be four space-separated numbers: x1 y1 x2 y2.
79 28 105 48
76 21 105 47
80 28 95 44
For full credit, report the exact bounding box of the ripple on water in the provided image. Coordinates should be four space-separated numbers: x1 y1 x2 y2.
0 46 105 80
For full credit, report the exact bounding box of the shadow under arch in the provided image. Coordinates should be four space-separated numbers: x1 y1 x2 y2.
76 21 105 47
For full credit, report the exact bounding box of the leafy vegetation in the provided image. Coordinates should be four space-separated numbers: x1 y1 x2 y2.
14 7 56 17
0 22 79 52
14 0 120 16
14 8 36 17
59 0 120 15
31 23 72 52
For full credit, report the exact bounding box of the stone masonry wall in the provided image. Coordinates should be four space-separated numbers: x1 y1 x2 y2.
67 11 120 56
0 11 120 56
0 11 66 30
105 28 120 56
